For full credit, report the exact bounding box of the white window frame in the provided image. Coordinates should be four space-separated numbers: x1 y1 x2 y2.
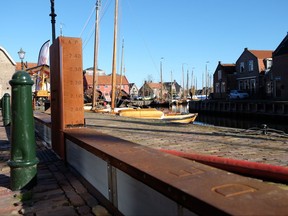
218 70 222 80
248 60 254 72
240 62 245 73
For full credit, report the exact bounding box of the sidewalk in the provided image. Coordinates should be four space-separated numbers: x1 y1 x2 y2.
0 117 110 215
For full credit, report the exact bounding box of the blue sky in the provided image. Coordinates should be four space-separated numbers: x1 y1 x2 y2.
1 0 287 88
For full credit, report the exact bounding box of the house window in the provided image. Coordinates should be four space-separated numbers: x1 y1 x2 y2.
215 83 220 93
248 60 253 72
221 82 226 93
240 62 245 73
239 80 244 90
250 79 256 92
218 70 222 80
266 58 272 69
104 85 108 88
244 80 250 90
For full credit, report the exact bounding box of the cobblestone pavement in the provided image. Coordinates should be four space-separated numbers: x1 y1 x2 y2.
0 121 110 215
85 112 288 167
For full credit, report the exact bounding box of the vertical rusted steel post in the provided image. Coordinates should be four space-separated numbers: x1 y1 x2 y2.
2 93 11 126
8 71 39 191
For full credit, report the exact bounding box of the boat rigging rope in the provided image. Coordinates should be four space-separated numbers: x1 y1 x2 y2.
125 0 160 75
82 0 113 50
79 4 96 38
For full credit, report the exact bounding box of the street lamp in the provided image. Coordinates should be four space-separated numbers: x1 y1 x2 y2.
205 61 209 99
18 48 26 70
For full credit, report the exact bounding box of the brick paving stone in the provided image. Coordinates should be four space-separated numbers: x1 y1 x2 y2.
53 171 67 181
81 192 99 207
66 191 86 207
0 115 108 216
47 163 59 172
59 180 75 192
85 112 288 167
32 182 59 193
76 205 91 215
32 188 64 200
65 173 88 194
30 206 78 216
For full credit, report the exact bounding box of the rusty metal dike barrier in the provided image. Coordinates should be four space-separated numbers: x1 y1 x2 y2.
34 112 288 215
189 100 288 120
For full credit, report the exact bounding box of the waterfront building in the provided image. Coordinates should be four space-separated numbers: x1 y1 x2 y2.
265 33 288 100
138 80 182 100
83 68 130 102
213 61 236 99
128 83 139 99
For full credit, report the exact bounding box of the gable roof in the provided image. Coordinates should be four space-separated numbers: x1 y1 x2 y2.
16 62 38 71
273 33 288 57
146 82 162 89
0 46 16 65
238 48 273 72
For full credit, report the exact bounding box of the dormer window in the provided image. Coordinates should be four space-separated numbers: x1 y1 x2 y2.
248 60 254 72
240 62 245 73
265 58 272 69
218 70 222 80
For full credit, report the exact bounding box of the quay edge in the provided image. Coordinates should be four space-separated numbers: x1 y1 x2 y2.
189 100 288 121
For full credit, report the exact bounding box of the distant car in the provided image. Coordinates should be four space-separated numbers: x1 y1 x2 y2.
228 90 249 99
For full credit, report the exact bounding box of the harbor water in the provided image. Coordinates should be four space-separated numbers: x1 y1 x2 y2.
167 104 288 134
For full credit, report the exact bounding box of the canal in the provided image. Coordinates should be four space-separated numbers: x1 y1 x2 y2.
169 104 288 134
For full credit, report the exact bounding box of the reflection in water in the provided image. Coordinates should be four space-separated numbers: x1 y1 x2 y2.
166 104 288 133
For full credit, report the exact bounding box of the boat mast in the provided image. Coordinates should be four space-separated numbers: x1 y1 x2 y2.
111 0 119 110
170 70 173 101
160 57 164 101
92 0 101 110
120 39 124 91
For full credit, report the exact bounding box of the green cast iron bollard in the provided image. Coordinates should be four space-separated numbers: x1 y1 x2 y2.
2 93 11 126
8 71 39 191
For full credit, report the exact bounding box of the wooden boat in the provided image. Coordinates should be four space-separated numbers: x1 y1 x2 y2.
118 108 164 119
161 113 198 124
94 107 134 114
118 108 198 123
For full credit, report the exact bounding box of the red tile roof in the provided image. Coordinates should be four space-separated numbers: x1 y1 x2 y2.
15 62 38 71
249 50 273 59
248 50 273 72
85 74 129 86
147 82 162 89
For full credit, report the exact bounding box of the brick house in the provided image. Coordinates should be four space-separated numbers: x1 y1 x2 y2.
235 48 273 98
138 81 161 99
138 81 182 100
213 61 236 99
265 33 288 100
128 83 138 99
83 68 130 102
0 47 17 98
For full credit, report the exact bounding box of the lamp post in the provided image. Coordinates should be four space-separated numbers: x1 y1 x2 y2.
160 57 164 101
205 61 209 99
18 48 26 70
50 0 57 42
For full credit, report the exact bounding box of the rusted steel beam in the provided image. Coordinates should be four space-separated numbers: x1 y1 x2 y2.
64 128 288 215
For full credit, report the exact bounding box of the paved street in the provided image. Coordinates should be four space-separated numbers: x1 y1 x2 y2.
0 116 110 216
85 112 288 167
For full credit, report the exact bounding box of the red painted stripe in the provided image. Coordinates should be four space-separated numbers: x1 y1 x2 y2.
160 149 288 183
